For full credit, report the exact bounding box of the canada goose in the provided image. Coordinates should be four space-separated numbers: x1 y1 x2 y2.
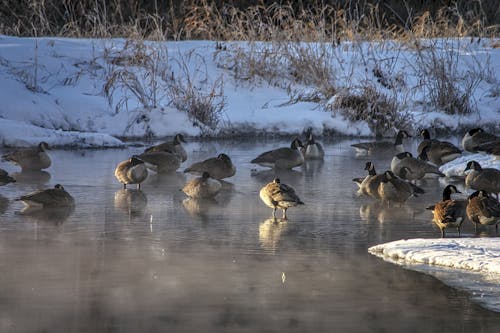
114 156 148 189
0 169 16 186
251 138 304 169
353 161 384 199
466 190 500 232
391 151 444 181
377 170 425 204
350 130 410 155
462 128 499 152
184 153 236 180
464 161 500 198
474 140 500 158
301 129 324 160
259 178 304 219
16 184 75 209
145 133 187 162
137 151 181 173
1 142 51 171
417 129 462 165
182 172 222 199
427 184 466 238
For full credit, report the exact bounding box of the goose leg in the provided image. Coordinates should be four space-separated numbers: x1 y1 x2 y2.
123 184 127 189
441 228 445 238
457 226 461 238
272 207 277 218
282 208 287 219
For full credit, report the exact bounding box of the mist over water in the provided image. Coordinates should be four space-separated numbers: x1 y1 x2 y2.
1 138 499 332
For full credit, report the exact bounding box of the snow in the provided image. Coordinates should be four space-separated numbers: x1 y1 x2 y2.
369 238 500 312
439 153 500 178
0 35 498 147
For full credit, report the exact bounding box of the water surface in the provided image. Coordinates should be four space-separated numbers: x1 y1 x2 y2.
0 138 499 332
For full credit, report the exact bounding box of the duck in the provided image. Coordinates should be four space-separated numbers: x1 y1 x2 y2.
391 151 444 181
144 133 187 162
301 129 324 160
137 151 181 173
466 190 500 233
427 184 466 238
16 184 75 209
0 169 16 186
464 160 500 198
353 161 384 199
377 170 425 204
259 178 304 219
114 156 148 189
251 138 304 169
182 172 222 199
350 130 410 155
1 142 51 171
462 128 499 153
184 153 236 180
417 129 462 165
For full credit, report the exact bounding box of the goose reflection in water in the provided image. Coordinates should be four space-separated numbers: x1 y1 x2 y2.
259 217 288 252
18 205 75 224
0 194 9 214
250 168 303 185
182 197 218 218
13 170 51 184
359 201 413 224
114 189 148 216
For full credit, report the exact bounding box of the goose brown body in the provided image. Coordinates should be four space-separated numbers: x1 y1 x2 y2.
464 161 500 197
1 142 51 171
377 170 425 203
466 190 500 232
259 178 304 219
114 156 148 189
428 185 466 238
350 130 410 155
252 138 304 169
184 153 236 180
137 151 181 173
462 128 500 153
391 151 444 181
145 133 187 162
17 184 74 208
182 172 222 199
417 129 462 165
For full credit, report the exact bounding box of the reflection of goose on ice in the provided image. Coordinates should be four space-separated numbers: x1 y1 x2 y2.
0 194 9 214
12 170 51 184
359 201 413 224
251 168 302 185
114 188 148 215
19 205 75 224
259 217 288 251
182 197 218 217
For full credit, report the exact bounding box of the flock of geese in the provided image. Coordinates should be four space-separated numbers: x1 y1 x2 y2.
353 128 500 237
0 128 499 237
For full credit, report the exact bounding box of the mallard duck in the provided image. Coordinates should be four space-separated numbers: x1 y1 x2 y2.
114 156 148 189
464 161 500 198
301 129 324 160
0 168 16 186
427 184 466 238
144 133 187 162
184 153 236 180
462 128 499 153
417 129 462 165
137 151 181 173
377 170 425 204
251 138 304 169
1 142 51 171
17 184 74 209
391 151 444 181
182 172 222 199
350 130 410 155
466 190 500 232
353 161 384 199
259 178 304 219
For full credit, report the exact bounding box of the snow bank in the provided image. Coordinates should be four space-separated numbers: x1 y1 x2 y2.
440 153 500 178
369 238 500 312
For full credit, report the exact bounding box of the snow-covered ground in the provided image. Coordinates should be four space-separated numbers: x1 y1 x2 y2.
0 36 498 147
369 239 500 312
